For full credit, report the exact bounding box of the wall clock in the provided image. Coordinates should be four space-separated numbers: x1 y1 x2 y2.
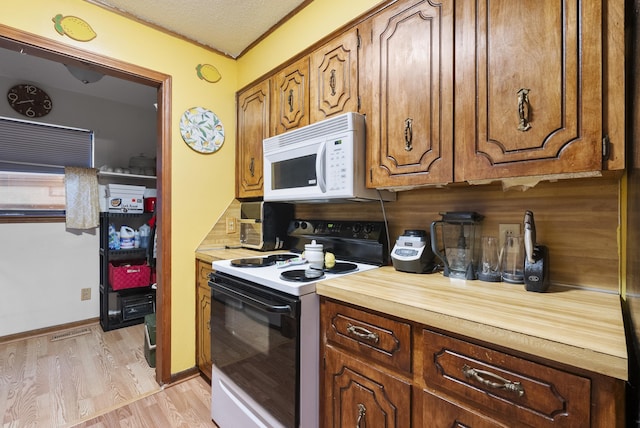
179 106 225 153
6 84 53 118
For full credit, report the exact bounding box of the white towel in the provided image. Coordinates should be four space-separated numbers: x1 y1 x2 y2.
64 167 99 229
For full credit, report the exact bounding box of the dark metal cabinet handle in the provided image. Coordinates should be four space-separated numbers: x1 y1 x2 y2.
404 118 413 151
356 403 366 428
249 157 255 177
517 88 532 132
329 69 337 96
346 323 379 343
288 89 294 112
462 364 525 397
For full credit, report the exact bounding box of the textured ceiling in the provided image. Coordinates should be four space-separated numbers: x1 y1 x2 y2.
90 0 310 58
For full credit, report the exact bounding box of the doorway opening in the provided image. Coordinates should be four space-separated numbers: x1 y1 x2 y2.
0 23 173 385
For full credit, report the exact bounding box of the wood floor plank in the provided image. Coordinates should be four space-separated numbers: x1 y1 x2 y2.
74 376 217 427
0 322 161 427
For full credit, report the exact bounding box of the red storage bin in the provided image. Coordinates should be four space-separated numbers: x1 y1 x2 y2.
109 262 151 290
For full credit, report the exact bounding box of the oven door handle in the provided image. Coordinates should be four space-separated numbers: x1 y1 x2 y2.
211 282 293 315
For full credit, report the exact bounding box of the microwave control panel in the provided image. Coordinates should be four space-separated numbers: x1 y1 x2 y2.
326 138 352 192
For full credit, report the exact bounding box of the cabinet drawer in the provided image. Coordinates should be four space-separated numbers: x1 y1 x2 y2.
422 329 590 427
322 299 411 373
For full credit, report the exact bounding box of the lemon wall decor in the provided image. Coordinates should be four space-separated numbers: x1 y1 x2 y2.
179 107 225 154
195 64 222 83
52 14 97 41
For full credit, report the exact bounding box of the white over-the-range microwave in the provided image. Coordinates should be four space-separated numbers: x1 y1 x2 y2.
263 112 395 203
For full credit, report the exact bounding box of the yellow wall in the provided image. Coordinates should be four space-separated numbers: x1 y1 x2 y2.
1 0 237 373
1 0 385 375
237 0 385 87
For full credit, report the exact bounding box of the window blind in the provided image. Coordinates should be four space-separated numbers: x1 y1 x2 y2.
0 116 93 174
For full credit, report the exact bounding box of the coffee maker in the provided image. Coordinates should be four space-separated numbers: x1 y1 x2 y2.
430 212 484 280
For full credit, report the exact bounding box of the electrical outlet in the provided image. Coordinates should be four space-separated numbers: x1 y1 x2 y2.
226 217 236 234
81 288 91 301
499 223 521 248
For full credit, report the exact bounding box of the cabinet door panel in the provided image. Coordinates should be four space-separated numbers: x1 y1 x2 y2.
271 57 309 135
421 389 508 428
236 80 269 198
196 260 212 380
366 0 454 188
324 346 411 428
457 0 602 181
310 29 360 122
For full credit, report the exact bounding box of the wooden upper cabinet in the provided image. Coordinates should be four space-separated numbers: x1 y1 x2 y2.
236 80 269 199
364 0 454 189
310 28 360 122
455 0 604 182
271 57 310 135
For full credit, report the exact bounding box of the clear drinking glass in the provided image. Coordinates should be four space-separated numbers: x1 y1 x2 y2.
478 236 501 282
501 234 525 284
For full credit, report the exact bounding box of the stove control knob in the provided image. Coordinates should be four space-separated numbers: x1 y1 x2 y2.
353 223 363 235
300 221 308 230
364 224 374 234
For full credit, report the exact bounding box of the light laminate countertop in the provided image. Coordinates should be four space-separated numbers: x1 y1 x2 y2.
316 266 627 381
196 249 627 380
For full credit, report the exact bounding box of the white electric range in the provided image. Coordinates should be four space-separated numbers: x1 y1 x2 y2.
209 220 389 428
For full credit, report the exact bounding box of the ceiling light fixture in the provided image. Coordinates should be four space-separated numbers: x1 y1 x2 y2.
64 64 104 84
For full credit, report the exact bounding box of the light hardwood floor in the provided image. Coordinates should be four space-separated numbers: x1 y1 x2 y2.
0 322 215 427
74 375 215 427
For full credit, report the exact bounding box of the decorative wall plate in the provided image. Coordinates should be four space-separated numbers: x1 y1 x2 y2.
179 107 225 153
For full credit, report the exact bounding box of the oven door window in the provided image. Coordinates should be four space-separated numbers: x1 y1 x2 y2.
211 276 299 428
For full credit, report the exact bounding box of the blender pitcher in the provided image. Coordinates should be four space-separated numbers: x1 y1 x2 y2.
430 212 484 279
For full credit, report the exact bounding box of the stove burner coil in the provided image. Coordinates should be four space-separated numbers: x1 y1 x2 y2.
279 262 359 282
230 253 298 267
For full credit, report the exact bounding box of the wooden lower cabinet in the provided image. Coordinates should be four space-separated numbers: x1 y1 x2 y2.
419 389 509 428
195 259 212 380
320 297 624 427
323 346 411 427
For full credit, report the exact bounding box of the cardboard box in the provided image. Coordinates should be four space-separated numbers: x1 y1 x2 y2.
108 196 144 213
107 184 146 197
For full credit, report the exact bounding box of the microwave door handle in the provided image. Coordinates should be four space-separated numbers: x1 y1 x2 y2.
211 282 293 315
316 143 327 192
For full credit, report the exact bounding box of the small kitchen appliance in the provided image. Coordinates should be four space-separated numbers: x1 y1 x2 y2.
391 229 435 273
239 201 294 251
523 210 550 292
262 112 395 203
431 212 484 279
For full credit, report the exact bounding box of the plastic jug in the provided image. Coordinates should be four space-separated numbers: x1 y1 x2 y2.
108 224 120 250
139 224 151 249
120 226 135 249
